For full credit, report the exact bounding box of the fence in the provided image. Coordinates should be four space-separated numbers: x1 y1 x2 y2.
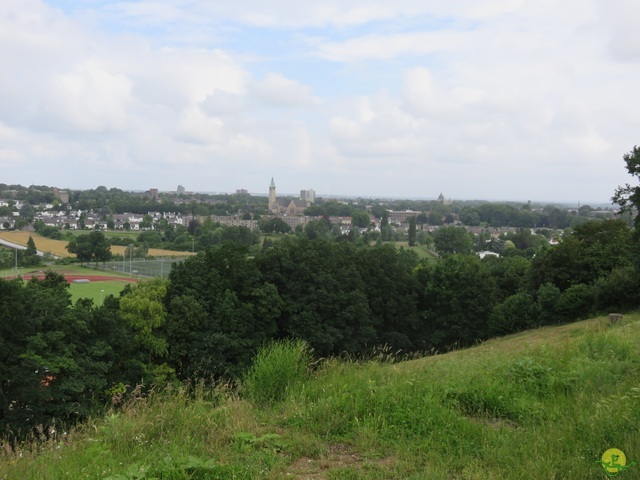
96 256 187 279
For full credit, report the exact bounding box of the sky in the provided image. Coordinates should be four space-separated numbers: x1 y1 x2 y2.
2 0 640 203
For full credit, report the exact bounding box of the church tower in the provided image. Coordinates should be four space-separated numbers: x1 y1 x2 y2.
269 178 277 213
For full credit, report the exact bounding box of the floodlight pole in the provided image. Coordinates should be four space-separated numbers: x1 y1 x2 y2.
129 243 133 277
15 247 18 277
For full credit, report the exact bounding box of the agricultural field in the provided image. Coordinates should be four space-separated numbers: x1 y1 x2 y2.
0 231 195 259
0 231 73 257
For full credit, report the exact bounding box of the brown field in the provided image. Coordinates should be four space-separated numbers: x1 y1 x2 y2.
0 231 73 257
0 232 195 259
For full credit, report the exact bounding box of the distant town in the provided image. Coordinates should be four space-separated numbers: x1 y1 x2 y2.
0 179 625 261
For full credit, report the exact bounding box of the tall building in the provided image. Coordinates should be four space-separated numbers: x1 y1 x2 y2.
300 189 315 204
177 185 185 194
269 178 277 212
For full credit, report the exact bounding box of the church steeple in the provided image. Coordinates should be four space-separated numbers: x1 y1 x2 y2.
269 178 277 213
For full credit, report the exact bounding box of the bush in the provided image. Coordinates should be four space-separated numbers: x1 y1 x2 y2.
556 283 595 320
594 266 640 311
242 339 312 405
488 292 537 335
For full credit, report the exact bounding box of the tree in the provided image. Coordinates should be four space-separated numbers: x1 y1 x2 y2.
0 272 116 440
67 236 93 265
19 203 36 222
612 145 640 225
119 279 173 384
408 216 417 246
259 217 292 234
256 238 374 357
351 210 370 228
417 254 498 347
140 214 153 230
165 244 281 379
428 211 443 226
23 235 41 266
66 231 111 266
432 226 474 255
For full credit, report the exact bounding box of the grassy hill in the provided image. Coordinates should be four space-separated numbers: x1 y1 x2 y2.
2 314 640 479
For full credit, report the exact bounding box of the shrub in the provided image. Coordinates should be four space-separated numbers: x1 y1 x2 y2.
556 283 595 320
594 266 640 311
242 339 311 405
488 292 537 335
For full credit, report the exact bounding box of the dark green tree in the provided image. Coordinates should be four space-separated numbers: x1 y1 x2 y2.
259 217 292 234
23 235 41 266
256 238 375 356
432 226 474 255
417 255 498 348
66 231 112 266
408 216 417 247
165 244 282 379
351 210 371 228
612 145 640 225
0 273 117 440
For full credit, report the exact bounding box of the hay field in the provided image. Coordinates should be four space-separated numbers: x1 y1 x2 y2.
0 231 73 257
0 231 195 259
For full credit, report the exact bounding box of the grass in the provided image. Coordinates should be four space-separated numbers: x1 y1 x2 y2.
0 264 135 304
2 314 640 479
68 280 132 304
392 241 439 260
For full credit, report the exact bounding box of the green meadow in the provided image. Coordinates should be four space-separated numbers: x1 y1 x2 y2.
2 313 639 479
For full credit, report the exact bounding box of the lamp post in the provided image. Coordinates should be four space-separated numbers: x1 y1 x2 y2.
100 289 104 305
14 247 18 278
129 243 133 277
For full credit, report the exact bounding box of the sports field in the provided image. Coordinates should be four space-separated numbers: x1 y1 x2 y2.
1 266 137 304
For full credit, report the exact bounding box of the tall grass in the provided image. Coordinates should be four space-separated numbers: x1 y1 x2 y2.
242 338 312 405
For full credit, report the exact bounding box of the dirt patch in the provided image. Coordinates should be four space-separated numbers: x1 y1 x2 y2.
5 273 136 283
286 444 392 479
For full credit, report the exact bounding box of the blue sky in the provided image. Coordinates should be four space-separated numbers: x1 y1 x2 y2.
2 0 640 203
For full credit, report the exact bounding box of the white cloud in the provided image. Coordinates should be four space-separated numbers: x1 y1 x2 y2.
315 32 466 62
249 73 316 107
48 60 133 132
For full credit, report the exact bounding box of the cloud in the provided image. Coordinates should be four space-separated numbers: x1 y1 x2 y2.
249 73 316 107
594 0 640 61
315 31 467 62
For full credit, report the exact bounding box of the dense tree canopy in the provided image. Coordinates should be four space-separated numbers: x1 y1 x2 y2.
66 231 112 266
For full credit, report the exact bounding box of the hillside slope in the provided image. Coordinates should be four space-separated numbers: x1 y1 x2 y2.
2 314 639 479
